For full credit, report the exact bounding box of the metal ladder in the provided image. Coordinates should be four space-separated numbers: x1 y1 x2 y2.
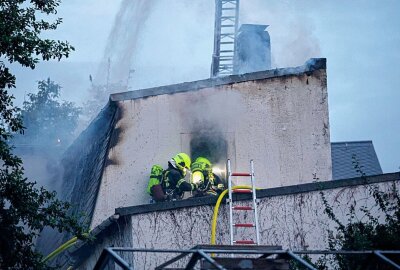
211 0 240 77
227 159 260 245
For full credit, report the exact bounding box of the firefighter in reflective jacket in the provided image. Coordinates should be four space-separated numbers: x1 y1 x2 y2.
161 153 198 200
191 157 225 196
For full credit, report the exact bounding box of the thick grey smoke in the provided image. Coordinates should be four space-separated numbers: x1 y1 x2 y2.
179 89 246 169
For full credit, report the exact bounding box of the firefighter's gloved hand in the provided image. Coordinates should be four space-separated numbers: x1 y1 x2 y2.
192 182 199 191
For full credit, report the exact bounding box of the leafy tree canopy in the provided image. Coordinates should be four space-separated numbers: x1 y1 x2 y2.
15 78 82 147
0 1 85 269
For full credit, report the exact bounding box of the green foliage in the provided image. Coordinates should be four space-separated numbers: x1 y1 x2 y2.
16 78 82 146
289 254 328 270
0 0 74 69
315 155 400 269
0 0 85 269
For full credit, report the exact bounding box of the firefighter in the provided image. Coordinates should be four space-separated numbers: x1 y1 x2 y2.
191 157 225 196
160 152 198 201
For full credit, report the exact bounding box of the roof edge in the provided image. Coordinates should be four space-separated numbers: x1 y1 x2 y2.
110 58 326 102
116 172 399 217
331 140 373 145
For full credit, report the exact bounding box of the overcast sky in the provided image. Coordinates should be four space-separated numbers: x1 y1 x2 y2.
10 0 400 172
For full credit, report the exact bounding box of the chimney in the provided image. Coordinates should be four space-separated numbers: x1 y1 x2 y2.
234 24 271 74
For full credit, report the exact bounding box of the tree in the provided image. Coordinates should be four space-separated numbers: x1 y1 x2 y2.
0 1 86 268
292 157 400 269
317 157 400 269
16 78 82 147
317 182 400 269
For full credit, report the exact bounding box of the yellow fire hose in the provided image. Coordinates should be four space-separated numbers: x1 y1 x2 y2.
211 185 259 245
44 186 257 265
43 233 89 263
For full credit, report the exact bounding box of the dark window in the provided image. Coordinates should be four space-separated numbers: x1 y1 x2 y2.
190 132 227 166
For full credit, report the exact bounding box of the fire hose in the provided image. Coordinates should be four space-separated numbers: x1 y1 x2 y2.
211 185 260 245
42 234 88 263
43 186 256 264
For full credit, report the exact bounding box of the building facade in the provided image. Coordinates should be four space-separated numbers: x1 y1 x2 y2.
91 58 332 228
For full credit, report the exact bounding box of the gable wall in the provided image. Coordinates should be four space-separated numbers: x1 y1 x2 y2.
91 68 331 228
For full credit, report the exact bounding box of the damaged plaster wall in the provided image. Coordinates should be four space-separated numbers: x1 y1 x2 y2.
91 62 331 228
76 178 400 269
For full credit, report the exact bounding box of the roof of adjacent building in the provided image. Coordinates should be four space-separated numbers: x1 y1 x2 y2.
331 141 383 180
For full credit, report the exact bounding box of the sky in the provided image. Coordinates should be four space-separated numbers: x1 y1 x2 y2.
9 0 400 173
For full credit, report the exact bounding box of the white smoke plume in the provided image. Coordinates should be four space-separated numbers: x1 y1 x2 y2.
91 0 322 94
241 0 321 68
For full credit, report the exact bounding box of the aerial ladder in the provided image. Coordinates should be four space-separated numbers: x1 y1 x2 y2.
211 0 240 77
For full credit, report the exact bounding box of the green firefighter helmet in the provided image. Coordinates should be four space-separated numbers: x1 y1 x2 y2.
172 153 191 174
191 157 212 173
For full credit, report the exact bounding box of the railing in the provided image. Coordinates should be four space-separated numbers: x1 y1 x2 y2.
93 246 400 270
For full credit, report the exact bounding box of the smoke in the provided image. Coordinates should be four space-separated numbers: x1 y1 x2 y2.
12 78 81 194
179 88 246 167
93 0 321 91
91 0 321 95
241 0 321 68
17 0 322 193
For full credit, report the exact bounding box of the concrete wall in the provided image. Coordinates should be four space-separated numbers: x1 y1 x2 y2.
76 176 400 269
91 67 331 228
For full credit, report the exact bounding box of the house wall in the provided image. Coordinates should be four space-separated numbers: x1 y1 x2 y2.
91 68 331 228
77 177 400 269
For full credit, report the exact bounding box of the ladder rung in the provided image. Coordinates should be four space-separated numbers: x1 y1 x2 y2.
222 8 236 10
221 25 235 27
234 223 255 227
232 189 252 194
221 42 234 44
231 172 252 177
234 240 255 245
233 206 253 211
220 50 234 53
